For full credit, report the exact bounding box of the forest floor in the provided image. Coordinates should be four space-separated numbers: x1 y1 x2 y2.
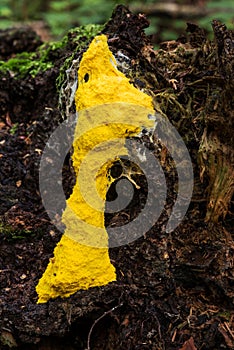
0 5 234 350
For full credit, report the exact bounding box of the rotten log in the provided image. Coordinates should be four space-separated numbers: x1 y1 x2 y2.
0 5 233 350
131 2 208 19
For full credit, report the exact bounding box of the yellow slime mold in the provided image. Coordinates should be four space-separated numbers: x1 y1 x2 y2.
36 35 154 303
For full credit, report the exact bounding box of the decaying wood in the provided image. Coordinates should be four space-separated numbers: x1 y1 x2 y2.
0 5 233 350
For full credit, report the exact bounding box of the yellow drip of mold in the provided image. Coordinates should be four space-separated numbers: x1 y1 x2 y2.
36 35 155 303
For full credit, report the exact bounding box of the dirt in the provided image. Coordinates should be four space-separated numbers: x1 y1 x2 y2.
0 5 234 350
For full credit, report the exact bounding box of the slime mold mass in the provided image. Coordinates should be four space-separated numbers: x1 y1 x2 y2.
36 35 155 303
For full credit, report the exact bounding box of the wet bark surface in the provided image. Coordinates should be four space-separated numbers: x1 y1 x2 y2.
0 5 234 350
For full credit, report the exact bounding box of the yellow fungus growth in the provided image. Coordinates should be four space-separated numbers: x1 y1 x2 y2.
36 35 155 303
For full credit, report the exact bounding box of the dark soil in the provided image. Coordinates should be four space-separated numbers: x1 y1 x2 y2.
0 5 234 350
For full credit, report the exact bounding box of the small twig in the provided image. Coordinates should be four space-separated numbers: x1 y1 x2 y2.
86 302 123 350
224 321 234 340
0 269 12 272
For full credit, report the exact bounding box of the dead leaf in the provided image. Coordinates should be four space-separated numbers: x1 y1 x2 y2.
0 122 6 130
0 330 17 347
5 113 12 127
218 324 234 348
16 180 22 187
179 337 197 350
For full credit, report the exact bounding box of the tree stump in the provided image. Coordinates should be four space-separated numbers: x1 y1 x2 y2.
0 5 233 350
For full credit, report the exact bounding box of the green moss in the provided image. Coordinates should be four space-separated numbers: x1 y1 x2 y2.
0 46 55 79
0 222 34 241
0 24 103 81
0 34 65 79
9 122 19 135
67 24 104 45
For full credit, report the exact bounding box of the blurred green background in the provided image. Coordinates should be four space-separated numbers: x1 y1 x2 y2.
0 0 233 42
